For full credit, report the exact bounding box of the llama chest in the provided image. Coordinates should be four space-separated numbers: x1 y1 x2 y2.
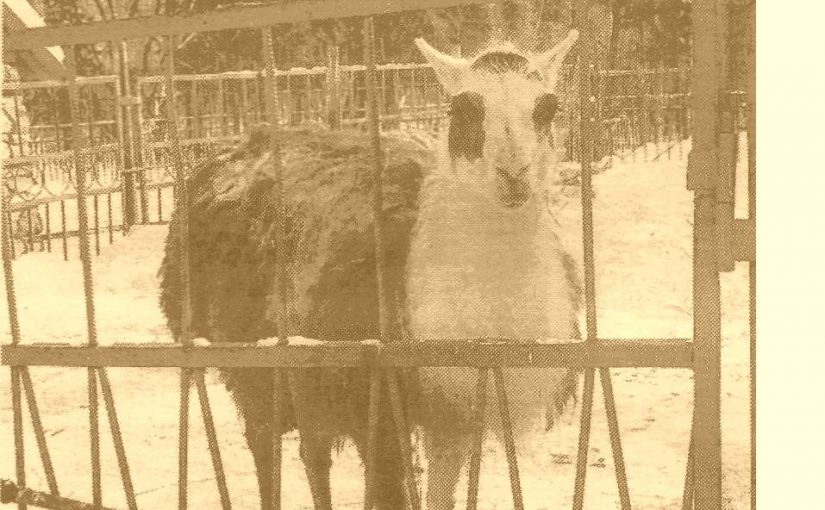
405 180 579 342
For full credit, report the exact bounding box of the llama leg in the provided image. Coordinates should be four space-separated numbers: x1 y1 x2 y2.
244 418 275 510
424 426 471 510
221 368 284 510
288 370 336 510
350 402 406 510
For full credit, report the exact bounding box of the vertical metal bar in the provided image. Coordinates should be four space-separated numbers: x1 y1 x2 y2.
385 370 421 510
466 368 488 510
97 369 138 510
11 368 27 510
44 203 52 252
164 35 192 343
687 2 724 508
94 195 101 255
190 81 199 139
240 79 250 134
122 43 148 225
573 7 598 507
112 66 130 234
572 369 595 510
573 7 632 509
682 427 695 510
178 369 191 510
5 210 17 260
157 187 163 222
363 354 382 510
87 368 102 508
12 93 26 157
163 33 195 510
326 46 341 130
52 89 63 152
491 368 524 510
363 16 393 340
194 372 232 510
600 368 632 509
747 22 756 510
260 28 288 342
284 74 292 126
64 45 98 344
25 209 34 253
60 200 68 260
65 45 103 508
86 87 96 147
217 79 226 137
2 61 25 505
261 26 287 510
20 368 60 495
107 193 114 244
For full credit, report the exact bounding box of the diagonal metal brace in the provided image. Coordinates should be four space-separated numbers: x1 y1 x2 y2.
1 479 118 510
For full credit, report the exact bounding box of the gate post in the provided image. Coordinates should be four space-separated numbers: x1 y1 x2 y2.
686 0 725 508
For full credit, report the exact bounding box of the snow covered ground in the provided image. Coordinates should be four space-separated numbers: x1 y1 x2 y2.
0 139 751 509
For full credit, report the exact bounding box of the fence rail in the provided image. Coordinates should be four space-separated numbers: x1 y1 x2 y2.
1 339 693 368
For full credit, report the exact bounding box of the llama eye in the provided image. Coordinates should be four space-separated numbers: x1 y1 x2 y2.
532 93 560 131
448 92 485 123
448 91 485 161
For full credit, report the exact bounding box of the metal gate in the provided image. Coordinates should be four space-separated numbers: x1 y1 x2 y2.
1 1 754 509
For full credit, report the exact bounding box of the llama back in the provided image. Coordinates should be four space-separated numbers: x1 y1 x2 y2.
158 126 436 344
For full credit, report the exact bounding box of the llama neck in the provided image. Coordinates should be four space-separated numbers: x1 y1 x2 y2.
405 176 578 342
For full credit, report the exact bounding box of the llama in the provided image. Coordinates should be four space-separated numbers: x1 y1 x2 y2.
408 31 582 508
159 29 580 510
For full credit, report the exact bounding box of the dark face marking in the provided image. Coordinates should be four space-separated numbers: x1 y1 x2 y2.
448 91 485 162
532 93 560 133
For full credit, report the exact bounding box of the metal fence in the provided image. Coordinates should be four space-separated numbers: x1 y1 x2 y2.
2 75 125 260
1 1 752 509
2 60 693 258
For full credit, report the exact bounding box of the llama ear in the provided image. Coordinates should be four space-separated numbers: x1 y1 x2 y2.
533 29 580 90
414 38 470 95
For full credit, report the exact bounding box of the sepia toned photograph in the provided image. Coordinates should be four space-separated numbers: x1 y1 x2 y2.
1 1 755 509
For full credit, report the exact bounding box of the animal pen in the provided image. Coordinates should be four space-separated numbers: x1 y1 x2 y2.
0 1 754 509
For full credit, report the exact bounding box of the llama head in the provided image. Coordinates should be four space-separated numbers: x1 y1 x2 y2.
415 30 578 209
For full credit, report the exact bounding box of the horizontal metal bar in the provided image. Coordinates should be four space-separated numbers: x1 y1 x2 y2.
2 76 119 90
1 339 693 368
4 143 119 162
5 0 484 51
135 62 434 85
6 187 124 211
598 68 684 77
